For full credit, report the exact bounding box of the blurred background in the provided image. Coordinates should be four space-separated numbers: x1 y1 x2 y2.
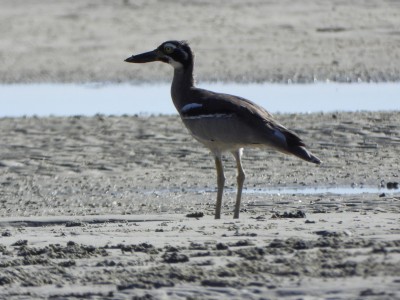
1 0 399 84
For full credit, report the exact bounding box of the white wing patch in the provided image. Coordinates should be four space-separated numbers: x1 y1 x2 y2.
181 103 203 114
183 114 233 120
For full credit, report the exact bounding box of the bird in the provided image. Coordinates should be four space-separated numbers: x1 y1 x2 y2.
125 40 321 219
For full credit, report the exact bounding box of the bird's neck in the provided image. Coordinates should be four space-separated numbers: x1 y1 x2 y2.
171 64 195 112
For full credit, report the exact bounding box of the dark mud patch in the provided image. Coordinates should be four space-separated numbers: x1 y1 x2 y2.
107 242 159 254
162 252 190 264
185 212 204 218
272 210 306 219
15 241 108 259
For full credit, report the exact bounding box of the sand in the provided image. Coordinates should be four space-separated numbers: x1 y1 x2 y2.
0 112 399 299
1 1 400 299
1 0 400 83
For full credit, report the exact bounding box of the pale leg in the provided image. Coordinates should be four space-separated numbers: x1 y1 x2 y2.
232 148 245 219
214 153 225 219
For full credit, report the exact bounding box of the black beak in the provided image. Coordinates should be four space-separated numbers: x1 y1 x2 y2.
124 49 160 63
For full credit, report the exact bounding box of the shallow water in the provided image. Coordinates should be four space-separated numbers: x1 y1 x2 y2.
1 83 399 117
243 186 398 195
146 186 399 196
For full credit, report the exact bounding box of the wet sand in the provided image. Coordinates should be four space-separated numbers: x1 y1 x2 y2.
1 0 400 299
0 112 399 299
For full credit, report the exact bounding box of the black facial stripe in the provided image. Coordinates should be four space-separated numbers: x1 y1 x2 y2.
157 41 193 68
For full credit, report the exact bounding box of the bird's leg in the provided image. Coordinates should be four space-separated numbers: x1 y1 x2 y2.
232 148 245 219
214 153 225 219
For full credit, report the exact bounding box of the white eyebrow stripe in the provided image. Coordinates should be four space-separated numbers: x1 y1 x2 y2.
164 43 177 49
181 103 203 113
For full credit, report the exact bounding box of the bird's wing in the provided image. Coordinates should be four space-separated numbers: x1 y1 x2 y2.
180 88 306 150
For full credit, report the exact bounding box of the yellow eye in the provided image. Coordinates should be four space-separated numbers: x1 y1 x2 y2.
164 46 174 54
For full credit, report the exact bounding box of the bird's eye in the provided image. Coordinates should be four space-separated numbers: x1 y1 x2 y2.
164 46 174 54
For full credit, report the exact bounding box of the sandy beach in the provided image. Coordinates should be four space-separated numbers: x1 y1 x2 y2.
1 1 400 299
1 0 400 83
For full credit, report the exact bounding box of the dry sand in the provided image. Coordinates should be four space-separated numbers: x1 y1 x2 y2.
1 0 400 83
1 1 400 299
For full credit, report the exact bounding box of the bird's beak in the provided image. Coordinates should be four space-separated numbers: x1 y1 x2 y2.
124 49 161 63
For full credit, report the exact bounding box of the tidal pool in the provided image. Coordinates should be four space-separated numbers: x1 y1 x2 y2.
1 82 399 117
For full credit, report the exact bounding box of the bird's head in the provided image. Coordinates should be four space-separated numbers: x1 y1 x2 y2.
125 40 193 69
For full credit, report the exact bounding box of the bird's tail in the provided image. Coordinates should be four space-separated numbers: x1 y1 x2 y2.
288 145 322 165
278 127 322 164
